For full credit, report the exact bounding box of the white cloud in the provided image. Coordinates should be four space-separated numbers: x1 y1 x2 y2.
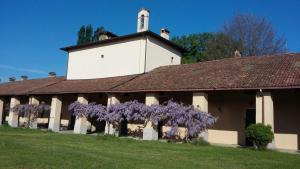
0 64 48 75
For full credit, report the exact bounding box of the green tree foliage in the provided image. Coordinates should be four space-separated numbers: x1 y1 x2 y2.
172 13 287 63
172 33 241 63
77 25 105 45
85 24 93 43
172 33 214 63
77 26 86 45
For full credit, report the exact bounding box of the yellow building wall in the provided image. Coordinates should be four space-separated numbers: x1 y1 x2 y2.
208 91 254 145
273 90 300 150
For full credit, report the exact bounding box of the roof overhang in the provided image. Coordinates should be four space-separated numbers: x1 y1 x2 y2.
60 31 187 53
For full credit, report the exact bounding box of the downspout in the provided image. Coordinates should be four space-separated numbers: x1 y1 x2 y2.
144 36 148 73
260 89 265 124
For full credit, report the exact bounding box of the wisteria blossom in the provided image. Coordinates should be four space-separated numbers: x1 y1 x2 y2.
68 100 216 140
12 103 50 128
149 100 216 140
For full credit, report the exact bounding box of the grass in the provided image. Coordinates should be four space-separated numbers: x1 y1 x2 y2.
0 125 299 169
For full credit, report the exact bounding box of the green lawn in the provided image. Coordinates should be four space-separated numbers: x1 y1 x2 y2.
0 126 299 169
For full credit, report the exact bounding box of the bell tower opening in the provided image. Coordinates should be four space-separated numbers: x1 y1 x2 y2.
137 8 150 32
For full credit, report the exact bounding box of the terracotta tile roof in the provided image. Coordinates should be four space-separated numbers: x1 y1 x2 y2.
30 74 138 94
0 77 65 96
111 53 300 92
0 53 299 96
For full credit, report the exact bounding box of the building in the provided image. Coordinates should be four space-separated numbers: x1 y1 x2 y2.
0 9 299 151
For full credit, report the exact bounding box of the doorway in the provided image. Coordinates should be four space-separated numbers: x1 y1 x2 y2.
245 108 256 146
68 115 76 130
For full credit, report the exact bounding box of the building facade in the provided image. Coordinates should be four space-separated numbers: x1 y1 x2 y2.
0 9 299 151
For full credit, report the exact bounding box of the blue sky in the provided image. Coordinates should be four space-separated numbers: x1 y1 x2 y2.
0 0 299 82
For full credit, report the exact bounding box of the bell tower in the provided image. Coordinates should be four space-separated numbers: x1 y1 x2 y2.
137 8 150 32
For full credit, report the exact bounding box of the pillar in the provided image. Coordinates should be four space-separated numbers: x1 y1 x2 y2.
193 92 208 112
193 92 209 141
256 91 275 148
48 96 62 132
8 97 20 127
0 98 4 125
255 92 274 129
74 94 88 134
143 93 159 140
28 96 39 129
105 94 120 135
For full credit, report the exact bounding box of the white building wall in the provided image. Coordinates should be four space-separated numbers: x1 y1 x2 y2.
145 36 181 72
66 36 181 80
67 37 146 79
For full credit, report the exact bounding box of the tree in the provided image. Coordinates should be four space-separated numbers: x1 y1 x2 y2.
172 33 241 63
204 33 243 60
172 33 214 63
85 24 93 44
77 26 86 45
76 25 106 45
222 13 287 56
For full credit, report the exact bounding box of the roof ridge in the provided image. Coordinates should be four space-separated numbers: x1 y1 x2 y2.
152 52 300 71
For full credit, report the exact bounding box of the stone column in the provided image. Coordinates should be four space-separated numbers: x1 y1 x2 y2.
28 96 40 129
255 92 274 129
193 92 209 141
74 94 88 134
8 97 20 127
143 93 159 140
48 96 62 132
105 94 120 135
256 91 275 148
0 98 4 125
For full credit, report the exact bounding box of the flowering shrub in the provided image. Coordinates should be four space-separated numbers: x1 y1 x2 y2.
12 103 50 128
149 100 216 140
68 101 107 128
68 100 216 141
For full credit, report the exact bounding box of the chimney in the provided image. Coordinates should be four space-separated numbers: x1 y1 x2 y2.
48 72 56 78
20 75 28 81
234 50 241 58
99 34 109 40
137 8 150 32
9 77 16 82
160 28 170 40
97 31 117 41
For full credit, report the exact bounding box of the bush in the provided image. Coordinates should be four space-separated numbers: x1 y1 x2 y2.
245 123 274 150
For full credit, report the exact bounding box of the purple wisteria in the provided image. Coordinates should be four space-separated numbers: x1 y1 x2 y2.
68 100 216 140
150 100 216 139
12 103 50 128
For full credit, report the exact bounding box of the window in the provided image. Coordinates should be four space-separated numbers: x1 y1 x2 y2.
140 15 145 29
101 54 104 58
171 57 174 63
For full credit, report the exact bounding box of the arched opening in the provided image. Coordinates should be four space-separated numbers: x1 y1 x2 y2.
140 14 145 30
